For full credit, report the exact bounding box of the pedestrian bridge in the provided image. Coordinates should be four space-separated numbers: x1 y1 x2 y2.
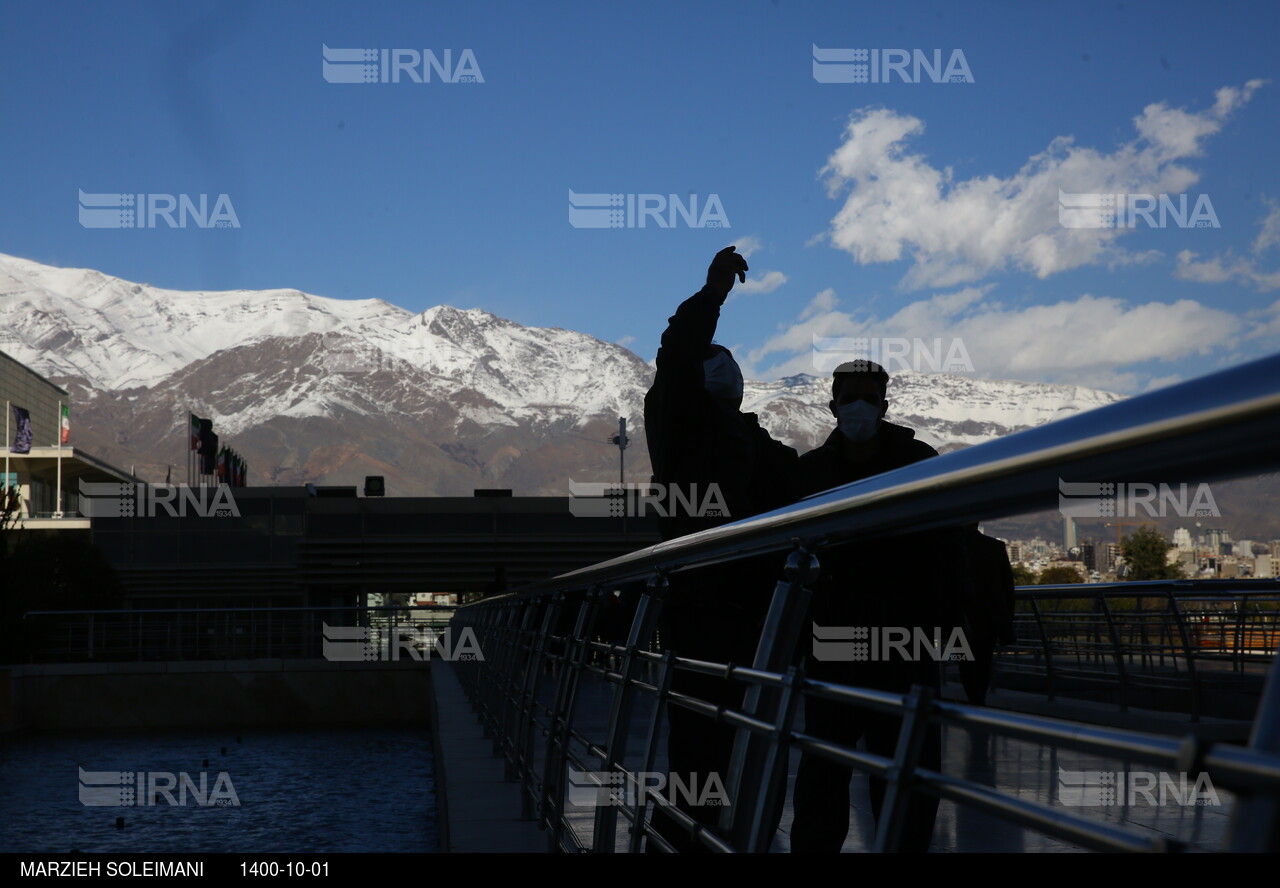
444 353 1280 852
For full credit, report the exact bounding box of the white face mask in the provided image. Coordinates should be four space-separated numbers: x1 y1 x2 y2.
837 400 881 442
703 352 744 402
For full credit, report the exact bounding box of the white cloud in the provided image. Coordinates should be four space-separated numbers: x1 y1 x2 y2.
1174 198 1280 292
747 285 1248 392
1244 299 1280 341
799 288 838 321
819 82 1265 290
1253 199 1280 254
615 335 636 347
733 270 788 295
731 235 763 258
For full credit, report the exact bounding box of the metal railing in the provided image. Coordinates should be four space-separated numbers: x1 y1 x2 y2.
16 605 456 662
450 352 1280 852
994 580 1280 721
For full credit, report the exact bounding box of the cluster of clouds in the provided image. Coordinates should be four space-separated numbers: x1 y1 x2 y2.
730 81 1279 392
818 80 1269 290
746 285 1248 393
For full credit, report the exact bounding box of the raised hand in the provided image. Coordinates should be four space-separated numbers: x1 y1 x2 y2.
704 245 748 299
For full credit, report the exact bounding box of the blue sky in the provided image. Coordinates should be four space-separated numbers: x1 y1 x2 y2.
2 0 1278 393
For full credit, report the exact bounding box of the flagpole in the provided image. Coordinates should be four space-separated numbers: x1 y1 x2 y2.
55 400 63 518
4 399 10 498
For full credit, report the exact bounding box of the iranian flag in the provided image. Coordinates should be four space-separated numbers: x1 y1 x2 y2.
60 404 70 444
190 414 204 451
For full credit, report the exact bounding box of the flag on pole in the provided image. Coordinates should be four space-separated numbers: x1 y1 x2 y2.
190 414 204 451
200 430 218 476
60 404 70 444
10 405 32 454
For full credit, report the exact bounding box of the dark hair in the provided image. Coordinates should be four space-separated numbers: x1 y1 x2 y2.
831 360 889 400
704 342 732 361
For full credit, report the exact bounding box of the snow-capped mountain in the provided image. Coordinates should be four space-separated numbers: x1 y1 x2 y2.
0 251 1127 494
742 372 1123 454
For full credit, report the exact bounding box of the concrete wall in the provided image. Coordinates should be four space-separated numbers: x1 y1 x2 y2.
1 660 432 730
0 349 67 451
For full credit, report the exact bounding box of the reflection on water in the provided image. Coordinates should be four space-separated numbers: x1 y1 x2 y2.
0 727 436 853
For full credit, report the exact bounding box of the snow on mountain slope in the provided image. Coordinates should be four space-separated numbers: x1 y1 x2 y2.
0 251 1127 491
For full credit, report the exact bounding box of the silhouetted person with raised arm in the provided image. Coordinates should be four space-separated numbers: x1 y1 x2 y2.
644 246 800 852
790 360 957 853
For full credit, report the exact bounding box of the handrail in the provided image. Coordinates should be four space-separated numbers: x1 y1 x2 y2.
470 352 1280 598
450 350 1280 852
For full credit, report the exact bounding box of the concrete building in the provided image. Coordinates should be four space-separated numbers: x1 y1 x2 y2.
88 486 661 609
1 349 135 531
1206 528 1231 556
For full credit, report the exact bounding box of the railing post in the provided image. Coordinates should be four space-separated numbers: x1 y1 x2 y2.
543 587 602 851
1167 592 1201 723
1227 648 1280 851
1235 596 1247 674
1029 597 1055 702
744 667 802 853
724 544 819 852
591 573 668 852
501 600 540 779
874 684 938 853
515 594 561 820
1098 596 1130 712
627 648 676 853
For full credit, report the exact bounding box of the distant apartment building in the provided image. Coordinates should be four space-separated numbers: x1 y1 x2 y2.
1105 543 1121 572
1205 528 1232 556
1079 541 1097 572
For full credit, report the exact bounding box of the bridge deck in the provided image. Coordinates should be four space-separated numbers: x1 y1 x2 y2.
431 661 1238 853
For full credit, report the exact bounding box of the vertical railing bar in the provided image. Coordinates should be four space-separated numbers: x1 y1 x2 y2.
1099 596 1130 712
873 684 938 853
544 588 602 852
627 648 676 853
591 573 668 853
1168 593 1201 723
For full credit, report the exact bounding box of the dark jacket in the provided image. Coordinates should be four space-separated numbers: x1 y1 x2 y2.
797 421 962 664
644 286 800 543
797 421 937 495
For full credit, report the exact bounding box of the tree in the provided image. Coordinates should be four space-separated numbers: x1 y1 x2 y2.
1038 566 1084 585
1121 525 1185 581
0 484 23 574
1011 564 1037 586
